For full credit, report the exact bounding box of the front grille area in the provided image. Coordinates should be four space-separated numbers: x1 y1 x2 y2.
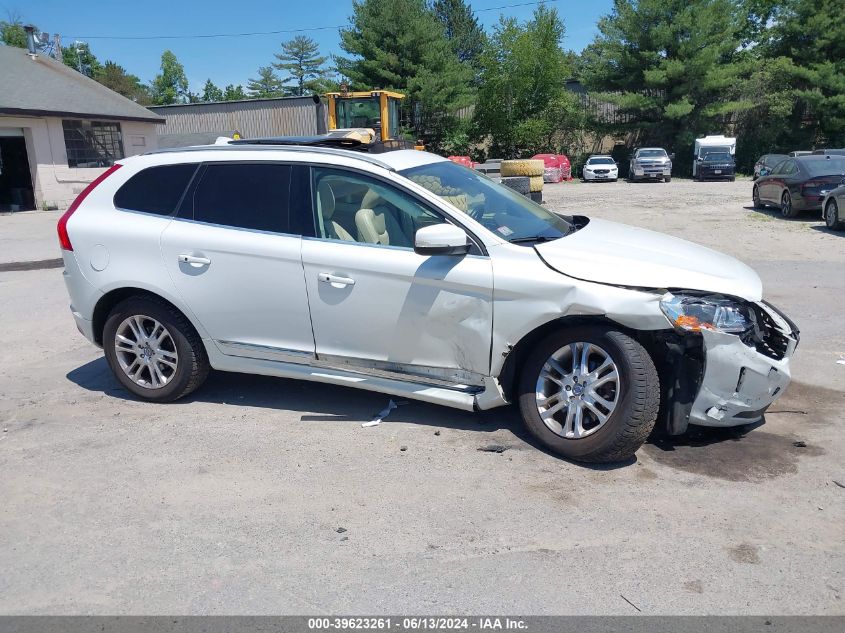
746 304 792 360
594 169 610 174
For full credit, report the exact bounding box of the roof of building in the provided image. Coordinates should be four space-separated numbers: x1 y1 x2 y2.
0 45 164 123
147 95 321 110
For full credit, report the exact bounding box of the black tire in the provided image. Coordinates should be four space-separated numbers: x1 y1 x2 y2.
517 326 660 463
781 191 798 218
500 176 530 195
103 296 209 402
730 176 736 182
529 190 543 204
752 185 765 209
664 176 671 183
826 199 844 230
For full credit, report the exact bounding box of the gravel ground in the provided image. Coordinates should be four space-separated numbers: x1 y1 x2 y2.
0 178 843 615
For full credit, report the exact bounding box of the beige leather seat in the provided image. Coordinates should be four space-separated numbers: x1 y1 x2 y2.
317 181 355 241
355 189 411 247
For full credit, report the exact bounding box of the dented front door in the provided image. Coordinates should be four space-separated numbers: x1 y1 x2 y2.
301 238 494 386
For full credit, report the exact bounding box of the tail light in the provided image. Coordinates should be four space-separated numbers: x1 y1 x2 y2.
57 164 122 251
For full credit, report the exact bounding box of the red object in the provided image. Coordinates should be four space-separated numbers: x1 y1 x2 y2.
448 155 474 169
532 154 572 181
57 164 122 251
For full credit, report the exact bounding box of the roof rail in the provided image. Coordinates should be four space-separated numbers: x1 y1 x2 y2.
144 143 396 171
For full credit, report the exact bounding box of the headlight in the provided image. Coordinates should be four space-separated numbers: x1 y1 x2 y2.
660 293 753 334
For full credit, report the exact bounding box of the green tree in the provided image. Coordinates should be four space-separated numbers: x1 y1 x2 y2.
247 66 284 98
150 50 189 105
95 61 151 104
201 79 224 102
223 84 247 101
432 0 485 67
766 0 845 147
0 13 28 47
62 41 102 78
337 0 473 143
474 5 580 157
580 0 752 174
273 35 329 96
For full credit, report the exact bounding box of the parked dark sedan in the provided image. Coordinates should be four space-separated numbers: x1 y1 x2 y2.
695 151 735 181
753 153 788 179
753 155 845 218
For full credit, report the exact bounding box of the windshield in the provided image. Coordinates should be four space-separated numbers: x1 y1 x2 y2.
804 158 845 176
637 149 667 158
703 152 732 162
335 97 381 130
400 161 573 243
587 157 615 165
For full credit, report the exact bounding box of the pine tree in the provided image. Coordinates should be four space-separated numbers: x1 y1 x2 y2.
223 84 247 101
201 79 224 102
580 0 752 173
432 0 485 66
62 42 103 78
273 36 329 96
337 0 473 141
95 61 151 104
246 66 284 98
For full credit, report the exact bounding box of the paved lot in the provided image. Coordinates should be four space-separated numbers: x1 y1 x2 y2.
1 179 843 615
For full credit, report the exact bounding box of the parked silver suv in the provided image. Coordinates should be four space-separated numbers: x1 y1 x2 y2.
58 142 798 463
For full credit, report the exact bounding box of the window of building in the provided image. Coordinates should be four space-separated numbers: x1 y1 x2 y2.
63 119 125 168
114 164 198 216
188 163 291 233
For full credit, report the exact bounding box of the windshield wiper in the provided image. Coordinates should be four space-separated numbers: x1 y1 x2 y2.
509 234 559 244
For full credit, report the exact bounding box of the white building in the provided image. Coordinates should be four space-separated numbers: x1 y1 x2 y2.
0 45 164 211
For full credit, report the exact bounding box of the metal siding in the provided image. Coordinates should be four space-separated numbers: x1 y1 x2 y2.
149 98 326 139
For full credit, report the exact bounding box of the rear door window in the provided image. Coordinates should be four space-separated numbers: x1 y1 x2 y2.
114 164 198 215
187 163 291 233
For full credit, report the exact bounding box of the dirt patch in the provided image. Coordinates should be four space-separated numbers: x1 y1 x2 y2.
729 543 761 565
644 428 824 482
684 580 705 594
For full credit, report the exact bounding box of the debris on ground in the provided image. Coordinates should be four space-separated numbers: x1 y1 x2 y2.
620 594 642 613
792 440 807 448
434 430 441 436
361 399 400 428
400 446 408 452
833 481 845 489
336 527 347 534
477 444 509 454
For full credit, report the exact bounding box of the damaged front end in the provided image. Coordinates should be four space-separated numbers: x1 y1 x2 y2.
656 295 799 434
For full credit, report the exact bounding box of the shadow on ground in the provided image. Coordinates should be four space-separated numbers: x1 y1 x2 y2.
67 358 827 476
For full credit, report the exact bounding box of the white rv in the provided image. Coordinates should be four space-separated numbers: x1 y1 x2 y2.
693 135 736 177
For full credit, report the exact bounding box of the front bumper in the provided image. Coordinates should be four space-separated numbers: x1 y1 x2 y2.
631 164 671 179
583 170 617 181
689 302 798 427
697 166 735 179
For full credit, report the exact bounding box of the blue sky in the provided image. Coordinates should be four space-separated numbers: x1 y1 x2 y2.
11 0 613 92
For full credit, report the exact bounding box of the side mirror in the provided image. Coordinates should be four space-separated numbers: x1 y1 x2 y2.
697 156 703 161
669 153 675 160
414 223 470 256
759 168 770 177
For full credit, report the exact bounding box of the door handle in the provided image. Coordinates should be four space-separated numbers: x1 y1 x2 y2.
178 254 211 266
318 272 355 287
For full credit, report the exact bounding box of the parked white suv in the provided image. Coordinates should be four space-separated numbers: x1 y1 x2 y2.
58 142 799 463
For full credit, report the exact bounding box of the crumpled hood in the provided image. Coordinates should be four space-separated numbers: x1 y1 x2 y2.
535 218 763 301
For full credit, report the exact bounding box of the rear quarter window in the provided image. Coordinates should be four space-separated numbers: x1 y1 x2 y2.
113 164 198 215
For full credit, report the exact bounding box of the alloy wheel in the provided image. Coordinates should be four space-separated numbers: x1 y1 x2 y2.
114 315 178 389
535 342 620 439
826 200 839 228
781 192 792 217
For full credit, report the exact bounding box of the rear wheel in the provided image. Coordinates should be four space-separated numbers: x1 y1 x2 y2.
103 296 209 402
826 199 844 230
752 185 765 209
517 326 660 463
781 191 798 218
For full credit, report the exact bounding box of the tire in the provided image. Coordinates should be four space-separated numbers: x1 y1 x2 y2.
500 176 530 195
528 176 544 192
825 199 844 230
517 326 660 463
752 185 765 209
781 191 798 218
103 296 210 402
500 159 544 177
664 176 671 183
729 176 736 182
529 190 543 204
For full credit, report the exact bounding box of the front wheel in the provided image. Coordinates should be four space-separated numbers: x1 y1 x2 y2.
781 191 798 218
103 296 210 402
826 199 844 230
752 185 765 209
664 176 672 183
517 326 660 463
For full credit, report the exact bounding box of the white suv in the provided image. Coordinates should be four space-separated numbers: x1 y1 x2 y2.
58 142 799 463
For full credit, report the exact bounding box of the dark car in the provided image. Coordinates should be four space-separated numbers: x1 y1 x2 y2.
695 151 735 181
753 155 845 218
753 153 788 180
